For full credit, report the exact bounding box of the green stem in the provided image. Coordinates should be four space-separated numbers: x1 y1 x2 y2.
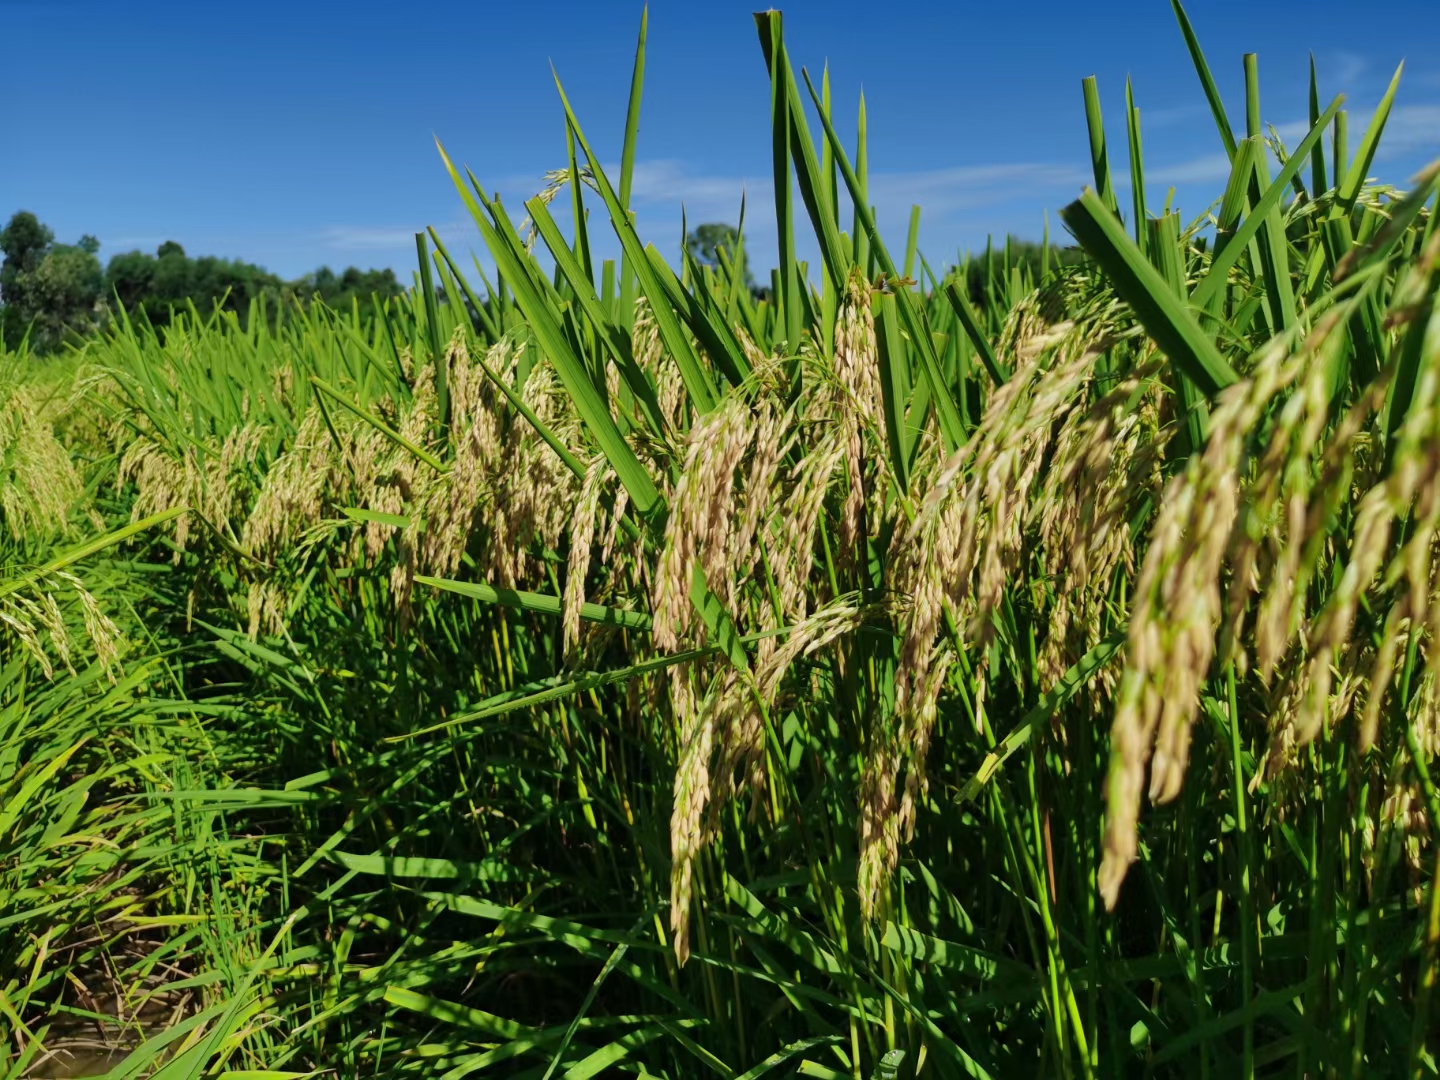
1226 663 1255 1080
1405 693 1440 1077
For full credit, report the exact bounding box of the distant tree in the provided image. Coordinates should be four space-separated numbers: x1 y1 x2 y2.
149 244 194 310
5 211 406 345
0 212 103 349
1 212 53 289
961 237 1087 306
685 223 753 289
293 264 404 312
104 242 285 328
104 249 156 312
1 211 55 347
28 242 104 345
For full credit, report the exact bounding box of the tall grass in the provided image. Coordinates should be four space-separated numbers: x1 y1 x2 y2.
3 4 1440 1078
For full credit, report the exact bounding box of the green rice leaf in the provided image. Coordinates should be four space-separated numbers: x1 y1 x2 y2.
548 73 718 414
1060 189 1238 398
800 67 967 450
1170 0 1237 158
734 1036 843 1080
1192 98 1343 310
525 194 668 437
383 985 535 1040
436 140 662 513
310 376 447 473
415 574 652 631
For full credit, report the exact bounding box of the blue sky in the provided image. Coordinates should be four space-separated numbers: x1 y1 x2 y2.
5 0 1439 282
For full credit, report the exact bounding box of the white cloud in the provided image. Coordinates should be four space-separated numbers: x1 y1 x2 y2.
1131 96 1440 189
1374 104 1440 160
1133 103 1208 131
105 235 172 251
865 163 1088 215
318 220 473 253
1330 51 1370 89
624 160 766 214
1272 117 1314 143
1143 151 1236 187
310 153 1209 275
534 157 1090 223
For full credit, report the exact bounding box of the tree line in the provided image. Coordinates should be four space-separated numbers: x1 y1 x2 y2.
0 210 405 352
2 208 1082 355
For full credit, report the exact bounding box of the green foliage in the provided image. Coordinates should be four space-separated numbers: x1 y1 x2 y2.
1 210 103 351
958 235 1087 306
1 213 407 350
294 263 405 310
0 211 53 296
26 242 104 344
2 5 1440 1080
687 221 755 290
102 239 285 329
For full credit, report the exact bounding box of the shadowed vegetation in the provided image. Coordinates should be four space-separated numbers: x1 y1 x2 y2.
2 5 1439 1079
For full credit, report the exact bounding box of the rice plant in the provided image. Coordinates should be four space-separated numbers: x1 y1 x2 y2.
3 3 1439 1078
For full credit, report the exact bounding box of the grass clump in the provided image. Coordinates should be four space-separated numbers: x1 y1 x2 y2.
3 5 1440 1078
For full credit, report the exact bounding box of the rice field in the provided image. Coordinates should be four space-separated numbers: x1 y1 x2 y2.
3 5 1439 1078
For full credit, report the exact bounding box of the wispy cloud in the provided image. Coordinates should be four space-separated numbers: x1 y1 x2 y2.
1272 117 1314 142
1135 103 1207 131
866 163 1088 215
317 220 473 253
1142 152 1235 187
547 157 1088 222
1329 50 1370 89
312 155 1098 275
1132 97 1440 190
625 160 767 215
1374 104 1440 161
105 235 173 252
